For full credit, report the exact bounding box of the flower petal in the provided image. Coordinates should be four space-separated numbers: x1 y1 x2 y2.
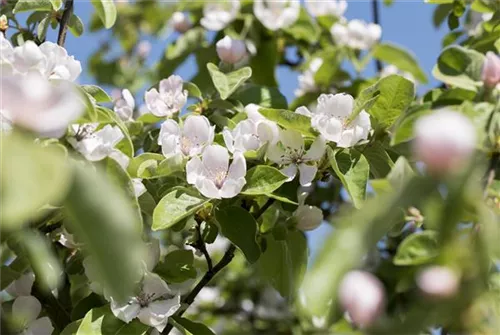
186 156 203 185
222 127 235 153
298 163 317 186
137 297 180 332
158 119 180 145
110 300 141 323
281 164 298 182
25 317 53 335
197 178 222 199
220 177 246 199
280 129 304 153
304 136 326 161
295 106 312 117
267 143 287 164
227 151 247 180
5 272 35 297
13 296 41 325
202 145 229 175
142 272 171 298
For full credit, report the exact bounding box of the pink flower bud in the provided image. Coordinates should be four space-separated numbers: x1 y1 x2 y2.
414 110 476 175
216 36 247 65
339 271 385 328
137 40 151 59
171 12 192 33
417 266 459 298
482 52 500 88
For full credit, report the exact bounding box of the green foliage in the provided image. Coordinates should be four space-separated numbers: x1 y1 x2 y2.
155 250 197 283
242 166 289 195
259 108 316 136
394 230 440 265
172 316 216 335
207 63 253 100
13 0 53 13
90 0 117 29
373 43 428 83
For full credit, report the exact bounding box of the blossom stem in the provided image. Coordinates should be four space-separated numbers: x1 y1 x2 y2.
193 218 213 272
57 0 74 47
371 0 382 72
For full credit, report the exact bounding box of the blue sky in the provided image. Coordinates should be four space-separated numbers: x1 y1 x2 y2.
54 1 449 101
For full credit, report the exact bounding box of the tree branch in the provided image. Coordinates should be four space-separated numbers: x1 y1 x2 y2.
193 219 213 272
371 0 383 72
57 0 74 47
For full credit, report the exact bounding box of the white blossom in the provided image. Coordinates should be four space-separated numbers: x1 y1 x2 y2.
186 145 247 199
482 51 500 88
331 19 381 50
267 129 325 187
132 178 147 198
294 191 323 231
137 40 152 59
216 36 247 65
223 104 279 153
295 58 323 97
113 89 135 121
414 110 476 174
304 0 347 18
417 266 459 298
339 270 385 328
297 93 371 148
70 124 126 164
11 296 54 335
0 74 83 137
254 0 300 31
380 65 416 84
200 0 240 31
5 273 35 298
145 75 188 117
38 42 82 81
158 115 215 159
110 272 180 332
171 11 192 33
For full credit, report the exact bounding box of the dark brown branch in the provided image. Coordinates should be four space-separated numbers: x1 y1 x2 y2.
193 219 213 272
57 0 74 47
371 0 383 72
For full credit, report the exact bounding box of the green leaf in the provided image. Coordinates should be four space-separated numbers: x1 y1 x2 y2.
95 107 134 157
183 82 202 100
215 206 261 263
362 143 394 178
90 0 117 29
155 250 197 283
207 63 252 100
433 4 453 28
257 231 308 298
249 36 278 87
37 16 50 41
62 306 149 335
50 0 62 9
314 49 346 88
80 85 111 103
231 84 287 109
242 166 289 195
328 148 369 209
432 45 485 92
394 231 440 265
259 108 316 137
373 43 428 83
13 0 52 13
284 8 320 44
172 317 216 335
64 165 145 303
68 14 85 37
387 156 416 189
1 132 71 230
369 75 415 129
152 188 209 231
127 153 164 178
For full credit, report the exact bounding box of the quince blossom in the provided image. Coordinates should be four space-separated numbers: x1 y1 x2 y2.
297 93 371 148
186 145 247 199
253 0 300 31
223 104 279 153
200 0 240 31
295 58 323 97
304 0 347 18
158 115 215 159
145 75 187 117
216 36 247 65
482 52 500 88
267 129 325 187
331 19 381 50
113 89 135 121
10 296 54 335
171 12 192 33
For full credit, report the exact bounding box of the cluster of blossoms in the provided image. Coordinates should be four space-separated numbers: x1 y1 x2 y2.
0 35 83 136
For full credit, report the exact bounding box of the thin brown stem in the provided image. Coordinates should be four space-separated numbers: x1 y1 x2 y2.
57 0 74 47
371 0 383 72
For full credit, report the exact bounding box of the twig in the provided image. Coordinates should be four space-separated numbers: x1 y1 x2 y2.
162 199 275 334
57 0 74 47
193 219 213 272
162 244 236 334
371 0 383 72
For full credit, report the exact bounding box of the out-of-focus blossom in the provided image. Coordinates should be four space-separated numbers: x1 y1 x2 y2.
380 65 416 84
304 0 347 18
145 75 187 117
0 74 83 137
417 266 459 298
267 129 325 186
0 14 8 32
158 115 215 159
254 0 300 31
38 42 82 81
297 93 371 148
171 12 192 33
223 104 279 153
113 89 135 121
295 58 323 97
137 40 152 59
294 191 323 231
339 270 385 328
331 19 381 50
482 52 500 88
414 110 476 174
216 36 247 64
11 296 54 335
186 145 247 199
200 0 240 31
132 178 147 198
5 272 35 298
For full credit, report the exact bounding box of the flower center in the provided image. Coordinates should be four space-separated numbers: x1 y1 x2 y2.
136 291 156 308
180 136 192 156
212 170 227 189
